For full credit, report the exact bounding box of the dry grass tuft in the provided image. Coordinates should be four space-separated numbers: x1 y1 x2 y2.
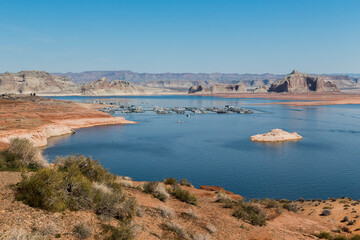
164 222 191 240
158 205 175 219
205 223 217 234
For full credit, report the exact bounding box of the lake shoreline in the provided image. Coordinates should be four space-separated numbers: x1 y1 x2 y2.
195 92 360 106
0 94 135 149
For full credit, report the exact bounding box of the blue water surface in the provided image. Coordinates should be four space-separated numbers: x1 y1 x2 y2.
44 95 360 200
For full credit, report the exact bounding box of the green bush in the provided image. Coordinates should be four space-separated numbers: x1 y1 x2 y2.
282 202 299 213
102 224 133 240
55 154 115 183
172 187 198 205
65 166 93 211
261 199 280 209
16 154 136 224
233 202 266 226
314 232 333 239
163 177 178 185
16 168 67 211
0 150 22 170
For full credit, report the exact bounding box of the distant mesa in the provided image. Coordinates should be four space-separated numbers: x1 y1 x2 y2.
80 77 144 95
250 129 303 142
0 71 144 95
188 83 247 94
268 70 339 93
0 70 78 94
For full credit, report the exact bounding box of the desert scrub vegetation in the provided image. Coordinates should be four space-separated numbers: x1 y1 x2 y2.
180 178 192 187
158 205 175 219
313 231 360 240
143 181 170 202
281 202 299 213
163 221 191 240
163 177 178 185
1 228 44 240
73 223 92 239
232 201 267 226
171 186 198 205
54 154 115 184
101 224 133 240
0 137 46 171
15 154 136 238
215 191 231 203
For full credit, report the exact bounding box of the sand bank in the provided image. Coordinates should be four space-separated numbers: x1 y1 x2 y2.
0 95 135 149
197 92 360 106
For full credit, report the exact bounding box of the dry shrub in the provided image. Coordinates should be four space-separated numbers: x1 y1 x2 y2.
158 205 175 219
194 233 212 240
205 223 217 234
2 228 44 240
5 137 47 169
93 182 112 194
185 208 198 219
117 179 133 188
73 223 92 239
164 222 191 240
180 179 192 187
136 206 145 217
233 202 266 226
38 222 60 236
143 182 170 202
215 191 230 203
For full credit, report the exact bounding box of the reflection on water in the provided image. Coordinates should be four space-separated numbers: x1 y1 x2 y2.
44 96 360 200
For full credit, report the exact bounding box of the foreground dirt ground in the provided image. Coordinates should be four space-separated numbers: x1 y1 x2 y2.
1 171 360 240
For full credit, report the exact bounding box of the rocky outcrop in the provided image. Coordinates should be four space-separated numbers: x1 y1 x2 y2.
250 129 303 142
253 85 269 93
188 83 247 94
0 71 79 94
80 77 145 95
269 70 339 93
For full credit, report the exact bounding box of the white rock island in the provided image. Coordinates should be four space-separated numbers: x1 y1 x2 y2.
250 129 303 142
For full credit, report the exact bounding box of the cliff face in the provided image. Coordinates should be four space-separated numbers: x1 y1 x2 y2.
188 83 247 94
0 71 79 94
268 71 339 93
81 77 145 95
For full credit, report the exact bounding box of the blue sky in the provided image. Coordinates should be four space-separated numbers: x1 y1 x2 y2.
0 0 359 74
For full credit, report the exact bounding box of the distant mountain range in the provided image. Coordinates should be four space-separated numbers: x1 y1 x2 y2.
54 70 360 90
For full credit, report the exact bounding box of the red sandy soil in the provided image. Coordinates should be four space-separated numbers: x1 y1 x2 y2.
197 92 360 106
1 171 359 240
0 94 135 149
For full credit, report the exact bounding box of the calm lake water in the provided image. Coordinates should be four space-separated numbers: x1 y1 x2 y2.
44 95 360 200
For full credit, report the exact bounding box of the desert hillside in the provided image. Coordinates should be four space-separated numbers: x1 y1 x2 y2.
1 166 360 240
